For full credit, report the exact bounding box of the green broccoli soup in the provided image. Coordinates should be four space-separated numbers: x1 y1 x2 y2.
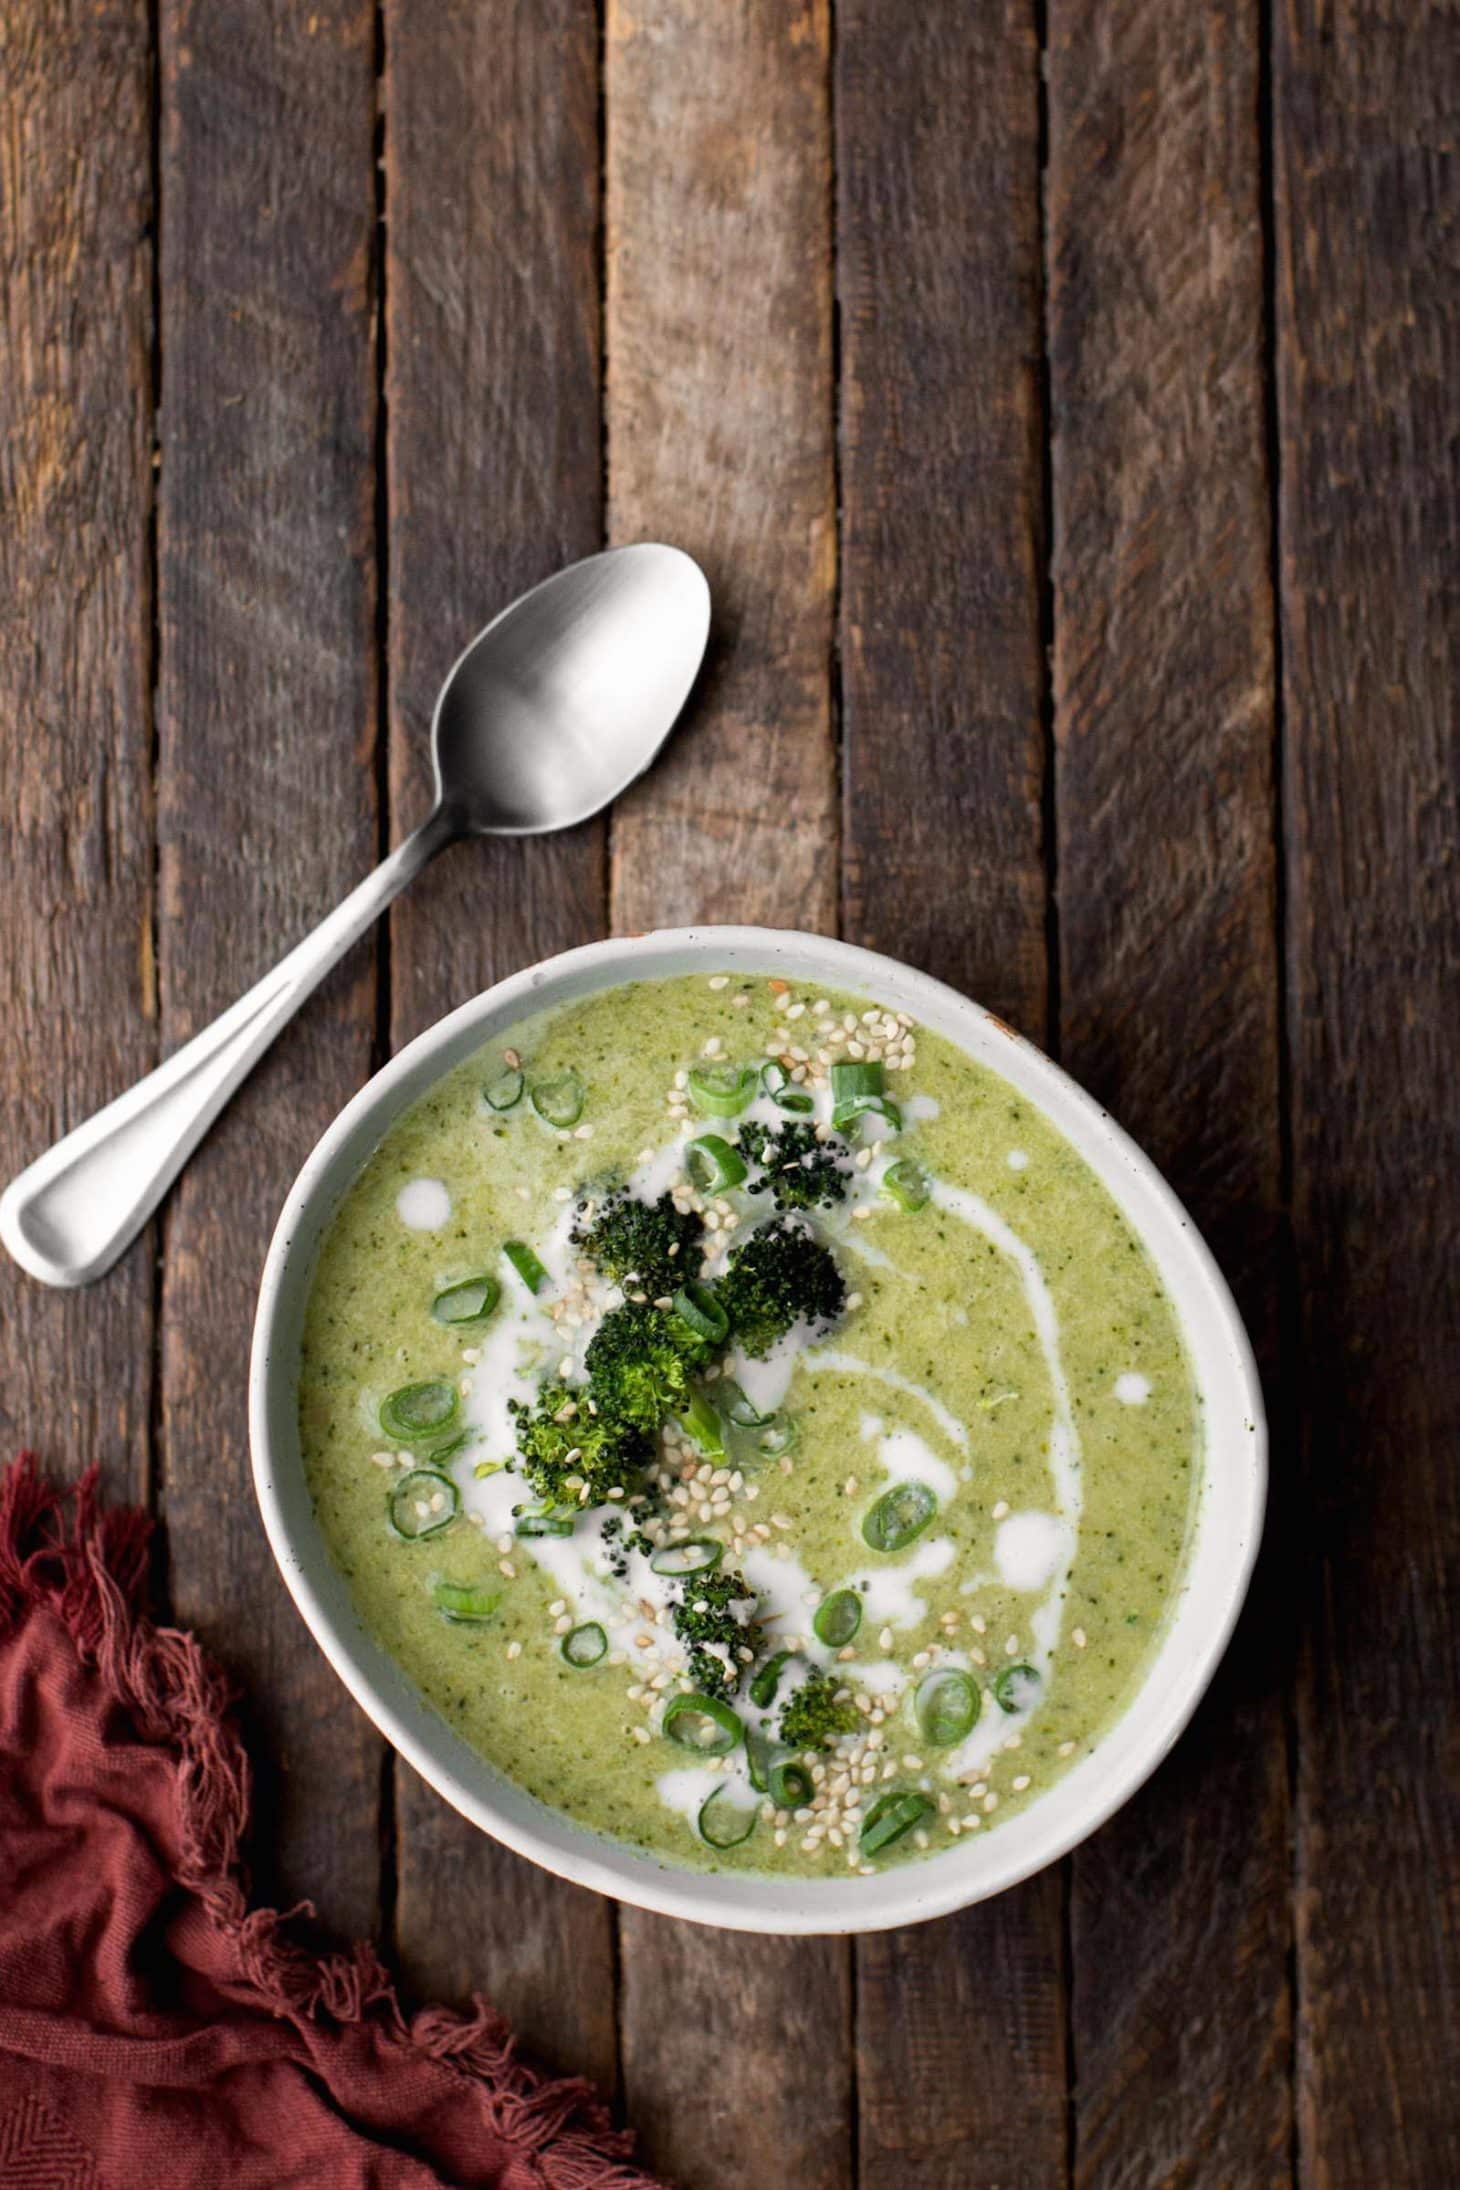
299 973 1198 1878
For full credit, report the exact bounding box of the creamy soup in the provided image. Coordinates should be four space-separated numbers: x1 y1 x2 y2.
299 973 1198 1877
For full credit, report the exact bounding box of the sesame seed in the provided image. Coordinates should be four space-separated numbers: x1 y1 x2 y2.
708 974 729 990
1073 1627 1088 1648
499 1560 517 1579
991 1499 1010 1521
506 1640 522 1660
1012 1775 1031 1792
1059 1740 1076 1757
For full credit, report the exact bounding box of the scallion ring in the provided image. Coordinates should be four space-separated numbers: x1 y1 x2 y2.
754 1418 799 1460
859 1788 934 1857
767 1756 813 1809
561 1621 607 1667
515 1506 576 1540
685 1134 748 1193
387 1469 460 1542
722 1382 773 1429
862 1480 937 1553
431 1578 500 1622
503 1239 548 1294
379 1380 460 1445
880 1158 931 1212
484 1066 524 1112
914 1668 980 1746
530 1068 586 1128
812 1588 863 1649
686 1061 758 1117
673 1280 729 1346
697 1782 759 1849
993 1662 1043 1714
761 1060 815 1115
649 1538 725 1578
748 1650 791 1709
431 1273 501 1326
662 1691 743 1755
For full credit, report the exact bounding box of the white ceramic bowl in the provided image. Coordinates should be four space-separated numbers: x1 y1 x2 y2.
250 927 1265 1935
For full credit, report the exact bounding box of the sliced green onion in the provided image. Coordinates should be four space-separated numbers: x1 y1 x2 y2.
831 1060 901 1134
993 1662 1043 1714
831 1061 885 1103
503 1239 548 1294
432 1578 500 1622
673 1281 730 1346
915 1668 980 1746
834 1094 903 1134
686 1061 758 1117
761 1061 814 1115
431 1273 501 1326
748 1650 791 1709
387 1468 460 1541
530 1068 585 1127
485 1066 524 1112
662 1691 743 1755
812 1588 863 1648
380 1380 461 1444
754 1418 799 1460
697 1782 759 1849
744 1724 774 1793
649 1537 725 1578
677 1389 725 1456
767 1756 813 1808
562 1621 607 1667
880 1159 931 1212
722 1382 773 1428
862 1480 937 1553
860 1788 934 1857
515 1505 577 1539
686 1134 748 1193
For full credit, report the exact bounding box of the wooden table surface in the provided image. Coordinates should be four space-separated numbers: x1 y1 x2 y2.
4 2 1456 2183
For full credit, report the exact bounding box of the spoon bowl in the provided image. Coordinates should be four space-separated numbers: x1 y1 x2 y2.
434 544 710 833
0 544 711 1288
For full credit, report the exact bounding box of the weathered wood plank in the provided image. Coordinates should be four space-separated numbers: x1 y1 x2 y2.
836 7 1068 2184
606 0 838 941
606 4 847 2182
839 0 1048 1035
0 0 155 1501
155 0 383 1938
1274 1 1460 2180
382 0 615 2083
1046 1 1291 2182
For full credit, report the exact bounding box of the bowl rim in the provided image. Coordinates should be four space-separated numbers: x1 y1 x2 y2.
250 924 1267 1935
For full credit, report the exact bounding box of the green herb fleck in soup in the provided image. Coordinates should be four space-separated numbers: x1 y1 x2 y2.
299 974 1198 1877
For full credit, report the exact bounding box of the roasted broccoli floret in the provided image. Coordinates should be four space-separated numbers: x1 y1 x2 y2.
717 1219 846 1358
509 1381 652 1508
671 1568 765 1698
778 1666 860 1751
571 1188 704 1292
740 1119 849 1211
583 1300 715 1433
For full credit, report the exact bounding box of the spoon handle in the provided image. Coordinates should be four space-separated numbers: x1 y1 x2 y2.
0 807 456 1289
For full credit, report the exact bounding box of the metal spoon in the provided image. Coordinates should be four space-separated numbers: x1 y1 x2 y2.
1 543 711 1289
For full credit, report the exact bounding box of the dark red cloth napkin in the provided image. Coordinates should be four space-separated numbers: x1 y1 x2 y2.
0 1456 662 2189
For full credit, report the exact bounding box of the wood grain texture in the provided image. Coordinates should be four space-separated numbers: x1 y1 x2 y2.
382 0 615 2078
836 9 1068 2185
1274 1 1460 2180
0 0 155 1499
155 0 383 1937
1046 2 1291 2183
606 0 837 938
606 5 847 2183
838 0 1048 1035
